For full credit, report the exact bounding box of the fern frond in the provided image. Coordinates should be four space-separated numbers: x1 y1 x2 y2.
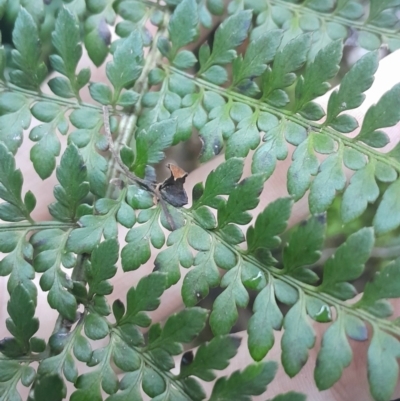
1 1 400 401
139 5 400 233
230 0 400 57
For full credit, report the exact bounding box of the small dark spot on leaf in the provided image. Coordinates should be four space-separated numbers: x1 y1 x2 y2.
237 78 256 94
0 337 26 357
316 213 326 224
213 137 223 155
34 237 48 247
98 19 111 45
43 0 52 4
180 350 194 368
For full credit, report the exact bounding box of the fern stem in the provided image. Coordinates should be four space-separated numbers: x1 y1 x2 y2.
168 66 400 173
0 82 101 110
121 12 170 144
106 10 170 195
0 221 77 232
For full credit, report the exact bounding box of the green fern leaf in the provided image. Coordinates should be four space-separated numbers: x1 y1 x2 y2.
0 230 36 299
246 197 292 254
309 152 346 214
287 134 319 201
106 31 143 105
133 119 177 177
248 278 283 361
0 285 39 357
168 0 198 59
179 335 241 381
217 174 264 227
252 120 305 177
149 307 208 353
325 51 379 131
0 93 31 153
318 228 374 300
10 8 47 90
199 10 252 74
0 361 34 400
69 107 107 197
341 162 379 223
374 178 400 234
282 215 325 283
0 143 36 222
232 29 282 94
356 83 400 147
367 328 400 401
193 157 244 208
31 229 77 320
84 13 112 67
30 102 67 179
181 237 223 305
119 273 167 329
34 375 64 401
122 206 165 271
281 298 316 377
262 33 311 107
51 7 88 99
357 257 400 316
209 260 250 334
209 361 278 401
87 239 119 301
48 144 90 221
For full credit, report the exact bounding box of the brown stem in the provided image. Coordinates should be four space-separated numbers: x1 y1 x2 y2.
102 106 156 194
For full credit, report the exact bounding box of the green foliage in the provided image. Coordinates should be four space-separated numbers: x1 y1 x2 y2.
50 8 89 100
0 143 36 222
48 144 90 222
133 119 177 176
31 229 77 320
234 0 400 56
10 8 47 90
105 31 143 106
167 0 198 59
209 361 277 401
0 92 31 153
1 1 400 401
0 285 39 357
325 51 378 131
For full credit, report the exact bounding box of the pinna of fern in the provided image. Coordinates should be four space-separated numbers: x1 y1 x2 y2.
0 0 400 401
